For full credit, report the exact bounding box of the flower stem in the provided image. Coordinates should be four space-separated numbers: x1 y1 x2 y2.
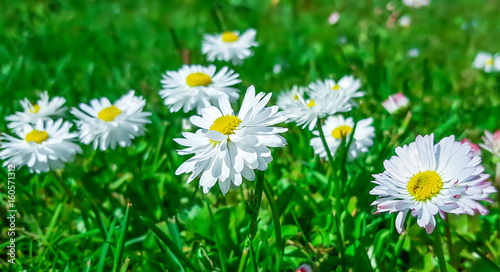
263 180 283 272
433 227 448 272
316 117 345 271
444 214 454 266
204 197 227 272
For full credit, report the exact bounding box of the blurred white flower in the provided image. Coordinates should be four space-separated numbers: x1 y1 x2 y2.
273 63 282 74
202 29 258 65
0 119 81 173
382 92 409 114
402 0 430 8
328 12 340 25
71 91 151 151
480 130 500 158
398 15 411 27
473 52 500 73
370 134 495 234
296 264 313 272
175 86 287 195
310 115 375 160
408 48 420 58
6 91 66 134
160 64 241 114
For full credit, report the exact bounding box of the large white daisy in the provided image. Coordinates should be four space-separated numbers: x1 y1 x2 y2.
6 91 66 133
202 29 258 65
473 52 500 73
0 119 82 173
175 86 287 195
370 134 495 234
160 64 241 114
310 115 375 160
71 91 151 151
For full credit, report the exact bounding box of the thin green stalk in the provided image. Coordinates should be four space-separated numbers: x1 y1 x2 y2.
205 197 227 272
444 214 454 266
388 231 406 269
316 117 345 271
433 227 448 272
249 242 258 272
263 180 283 272
237 249 249 272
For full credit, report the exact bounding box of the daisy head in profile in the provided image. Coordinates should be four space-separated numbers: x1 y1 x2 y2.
0 119 82 173
370 134 495 234
480 130 500 158
310 115 375 160
71 90 151 151
175 86 287 195
6 91 67 133
160 64 241 114
202 29 258 65
473 52 500 73
382 92 410 114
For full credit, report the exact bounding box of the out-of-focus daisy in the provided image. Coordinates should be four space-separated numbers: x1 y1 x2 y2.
283 90 352 131
382 92 409 114
175 86 287 195
296 264 313 272
370 134 495 234
473 52 500 73
328 11 340 25
408 48 420 58
480 130 500 158
273 64 282 74
0 119 81 173
310 116 374 160
160 64 241 114
6 91 66 133
308 76 364 102
398 15 411 27
276 85 307 112
402 0 430 8
71 91 151 151
460 138 481 157
202 29 258 65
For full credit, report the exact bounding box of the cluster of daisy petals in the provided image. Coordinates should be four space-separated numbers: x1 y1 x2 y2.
1 91 151 173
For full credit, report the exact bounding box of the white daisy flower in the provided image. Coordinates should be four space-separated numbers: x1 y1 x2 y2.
202 29 258 65
382 92 410 114
71 90 151 151
310 115 375 160
473 52 500 73
6 91 66 133
480 130 500 157
308 76 364 103
398 15 411 27
0 119 82 173
408 48 420 58
160 64 241 114
402 0 430 8
175 86 287 195
370 134 495 234
328 11 340 25
284 90 352 131
276 85 307 112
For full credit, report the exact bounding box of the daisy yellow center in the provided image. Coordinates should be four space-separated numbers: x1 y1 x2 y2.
407 170 443 202
307 100 316 108
209 114 242 135
331 84 340 91
30 104 41 113
331 125 353 139
98 105 122 122
186 72 212 87
25 129 49 144
485 58 494 65
293 94 299 100
221 31 239 43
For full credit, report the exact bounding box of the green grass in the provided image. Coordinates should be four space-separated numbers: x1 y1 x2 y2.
1 0 500 271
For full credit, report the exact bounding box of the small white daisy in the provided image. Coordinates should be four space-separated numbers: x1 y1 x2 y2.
402 0 430 8
480 130 500 157
276 85 307 112
71 90 151 151
408 48 420 58
382 92 410 114
160 64 241 114
308 76 365 102
202 29 258 65
370 134 495 234
473 52 500 73
0 119 82 173
310 116 375 160
328 11 340 25
6 91 66 133
283 89 352 131
175 86 287 195
398 15 411 27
